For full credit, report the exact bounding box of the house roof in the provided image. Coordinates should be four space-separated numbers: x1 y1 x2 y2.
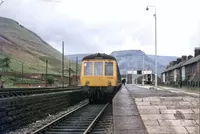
162 60 187 73
162 54 200 74
181 55 200 66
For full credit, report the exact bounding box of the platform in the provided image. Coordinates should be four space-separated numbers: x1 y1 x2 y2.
116 84 199 134
112 85 147 134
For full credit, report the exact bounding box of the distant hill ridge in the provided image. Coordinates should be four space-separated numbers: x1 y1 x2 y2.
66 50 177 76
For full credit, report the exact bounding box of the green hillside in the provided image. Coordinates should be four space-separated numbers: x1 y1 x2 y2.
0 17 76 76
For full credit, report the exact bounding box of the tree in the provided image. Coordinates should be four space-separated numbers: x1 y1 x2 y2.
0 57 11 72
46 76 55 85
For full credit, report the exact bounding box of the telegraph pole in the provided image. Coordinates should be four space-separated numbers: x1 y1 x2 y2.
45 60 48 87
62 41 64 88
76 57 78 83
0 1 4 54
69 60 71 86
0 44 2 53
21 62 23 82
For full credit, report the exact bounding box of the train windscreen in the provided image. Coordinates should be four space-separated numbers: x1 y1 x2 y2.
94 62 103 76
105 62 113 76
84 62 92 76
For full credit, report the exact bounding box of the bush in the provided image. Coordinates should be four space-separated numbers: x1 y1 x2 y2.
46 76 54 85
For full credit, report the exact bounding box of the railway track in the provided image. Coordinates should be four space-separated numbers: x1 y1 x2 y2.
32 103 109 134
0 86 81 98
90 104 113 134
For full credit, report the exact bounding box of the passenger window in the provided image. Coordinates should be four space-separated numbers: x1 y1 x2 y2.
84 62 92 76
94 62 103 76
105 62 113 76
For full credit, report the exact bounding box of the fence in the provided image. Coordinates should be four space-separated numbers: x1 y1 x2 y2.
0 71 80 88
181 80 200 88
164 80 200 89
0 53 81 80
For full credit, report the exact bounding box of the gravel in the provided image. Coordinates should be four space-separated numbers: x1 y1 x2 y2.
7 99 88 134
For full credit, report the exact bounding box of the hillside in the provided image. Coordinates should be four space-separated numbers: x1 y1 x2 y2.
67 54 91 64
147 55 177 66
66 50 177 76
110 50 167 75
0 17 75 75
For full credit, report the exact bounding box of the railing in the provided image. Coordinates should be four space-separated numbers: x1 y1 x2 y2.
163 80 200 89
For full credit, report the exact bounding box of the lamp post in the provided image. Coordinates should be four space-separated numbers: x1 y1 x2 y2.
146 5 157 89
142 53 145 85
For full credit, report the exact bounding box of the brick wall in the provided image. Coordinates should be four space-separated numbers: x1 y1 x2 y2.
0 90 86 133
166 70 174 82
197 62 200 78
185 62 198 81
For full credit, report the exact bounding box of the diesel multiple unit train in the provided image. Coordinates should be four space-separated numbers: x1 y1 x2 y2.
80 53 121 103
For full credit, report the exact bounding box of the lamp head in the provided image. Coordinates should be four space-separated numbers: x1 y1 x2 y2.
146 7 149 11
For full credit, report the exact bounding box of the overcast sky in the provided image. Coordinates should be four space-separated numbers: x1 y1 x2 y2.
0 0 199 56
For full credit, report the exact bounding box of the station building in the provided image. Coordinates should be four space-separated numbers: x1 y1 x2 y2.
126 70 154 84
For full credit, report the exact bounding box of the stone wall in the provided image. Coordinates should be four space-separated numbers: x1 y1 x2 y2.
0 90 86 133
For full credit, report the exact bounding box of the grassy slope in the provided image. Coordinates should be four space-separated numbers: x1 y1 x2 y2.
0 17 76 76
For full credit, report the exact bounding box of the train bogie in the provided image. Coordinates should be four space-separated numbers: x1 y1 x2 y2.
83 86 117 103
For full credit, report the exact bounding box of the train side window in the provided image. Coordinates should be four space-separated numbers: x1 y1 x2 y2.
105 62 113 76
94 62 103 76
84 62 92 76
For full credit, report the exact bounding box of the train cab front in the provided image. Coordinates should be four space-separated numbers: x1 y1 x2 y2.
80 57 118 103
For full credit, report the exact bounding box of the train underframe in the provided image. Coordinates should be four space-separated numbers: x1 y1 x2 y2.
83 85 120 104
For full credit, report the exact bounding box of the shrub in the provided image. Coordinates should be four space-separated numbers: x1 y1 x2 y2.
46 76 54 85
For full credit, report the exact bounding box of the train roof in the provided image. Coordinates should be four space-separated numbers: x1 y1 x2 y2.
82 53 116 60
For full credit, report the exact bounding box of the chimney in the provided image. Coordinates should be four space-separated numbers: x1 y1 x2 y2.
169 61 173 66
181 55 187 61
176 58 182 64
188 55 193 60
194 47 200 57
172 61 177 65
173 60 177 65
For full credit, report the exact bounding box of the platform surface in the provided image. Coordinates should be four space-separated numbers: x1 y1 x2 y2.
113 85 147 134
131 84 200 134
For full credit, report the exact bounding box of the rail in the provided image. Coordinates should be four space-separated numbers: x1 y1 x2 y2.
83 103 108 134
32 103 109 134
32 102 89 134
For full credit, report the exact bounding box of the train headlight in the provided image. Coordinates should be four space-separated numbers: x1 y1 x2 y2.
108 81 111 85
85 81 89 85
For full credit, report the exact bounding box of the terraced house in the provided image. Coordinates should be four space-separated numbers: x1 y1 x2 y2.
161 47 200 87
